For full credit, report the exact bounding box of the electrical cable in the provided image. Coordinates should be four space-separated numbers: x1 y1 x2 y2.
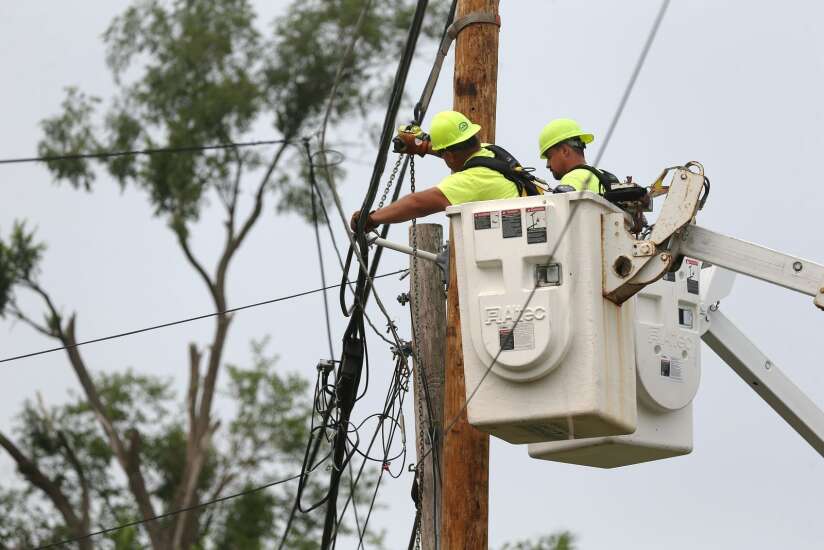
594 0 670 166
0 139 293 166
319 0 431 544
0 269 406 365
34 465 324 550
305 139 337 359
331 354 412 549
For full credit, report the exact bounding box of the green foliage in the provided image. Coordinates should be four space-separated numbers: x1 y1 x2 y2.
37 0 449 232
0 341 380 548
0 221 46 316
212 486 275 550
500 531 577 550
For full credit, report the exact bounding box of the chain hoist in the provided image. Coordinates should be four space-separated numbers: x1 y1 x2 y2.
408 156 432 550
377 155 404 211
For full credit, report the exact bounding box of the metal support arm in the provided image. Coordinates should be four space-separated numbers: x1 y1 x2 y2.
678 224 824 310
368 232 449 284
702 307 824 457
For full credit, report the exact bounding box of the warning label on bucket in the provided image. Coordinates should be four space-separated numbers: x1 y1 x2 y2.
686 258 700 295
526 206 547 244
501 209 523 239
499 322 535 351
474 210 500 230
660 356 683 381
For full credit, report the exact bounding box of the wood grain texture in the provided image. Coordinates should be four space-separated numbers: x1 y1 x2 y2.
410 224 446 550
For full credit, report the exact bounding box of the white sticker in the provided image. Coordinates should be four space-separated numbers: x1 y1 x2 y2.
660 355 683 382
499 321 535 351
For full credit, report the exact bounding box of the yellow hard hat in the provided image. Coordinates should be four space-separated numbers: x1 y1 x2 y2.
429 111 481 151
538 118 594 159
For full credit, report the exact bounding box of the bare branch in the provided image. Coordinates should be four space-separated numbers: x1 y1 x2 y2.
6 300 56 338
187 344 201 436
0 431 92 550
224 140 290 274
175 230 220 307
61 315 164 548
170 420 220 550
35 392 92 534
56 430 92 533
225 142 244 241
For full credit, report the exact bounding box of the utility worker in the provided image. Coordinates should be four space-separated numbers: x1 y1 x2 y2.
537 118 617 194
350 110 532 232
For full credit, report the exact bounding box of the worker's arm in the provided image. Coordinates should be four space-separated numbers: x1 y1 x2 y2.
350 187 451 231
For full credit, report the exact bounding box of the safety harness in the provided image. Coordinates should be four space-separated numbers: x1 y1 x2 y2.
462 144 545 197
568 164 620 194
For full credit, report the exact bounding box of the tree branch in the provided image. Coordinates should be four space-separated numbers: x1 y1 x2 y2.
6 300 56 339
175 139 289 548
170 420 219 550
226 140 244 241
56 430 92 534
61 315 164 548
176 230 220 307
224 140 290 274
0 431 92 550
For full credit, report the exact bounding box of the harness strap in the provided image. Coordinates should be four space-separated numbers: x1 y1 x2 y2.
569 164 618 194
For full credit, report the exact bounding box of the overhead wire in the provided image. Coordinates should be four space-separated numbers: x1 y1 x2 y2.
3 3 441 549
0 139 293 166
0 269 407 365
318 0 431 545
310 0 463 545
305 138 337 359
594 0 671 166
34 464 326 550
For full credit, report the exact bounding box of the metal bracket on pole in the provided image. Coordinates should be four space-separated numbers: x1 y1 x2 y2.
368 232 449 285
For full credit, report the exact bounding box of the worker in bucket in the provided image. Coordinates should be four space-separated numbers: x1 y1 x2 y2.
537 118 619 194
350 110 541 232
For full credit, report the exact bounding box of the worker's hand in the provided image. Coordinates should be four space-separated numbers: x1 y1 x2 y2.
350 210 377 233
392 126 433 157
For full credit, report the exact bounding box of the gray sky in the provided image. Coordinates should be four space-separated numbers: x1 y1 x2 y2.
2 1 823 548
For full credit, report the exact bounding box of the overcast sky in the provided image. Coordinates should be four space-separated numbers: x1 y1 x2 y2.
2 1 823 549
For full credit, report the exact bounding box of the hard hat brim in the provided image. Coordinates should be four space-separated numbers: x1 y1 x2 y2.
431 123 482 151
539 131 596 159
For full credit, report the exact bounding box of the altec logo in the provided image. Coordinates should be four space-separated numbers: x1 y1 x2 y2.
483 305 547 325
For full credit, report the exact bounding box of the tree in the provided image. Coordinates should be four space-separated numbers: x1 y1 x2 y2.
499 531 577 550
0 0 445 547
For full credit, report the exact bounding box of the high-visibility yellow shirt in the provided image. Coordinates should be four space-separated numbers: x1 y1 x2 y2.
560 167 602 193
437 147 520 205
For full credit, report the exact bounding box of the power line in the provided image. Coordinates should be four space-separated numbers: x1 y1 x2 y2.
35 466 323 549
594 0 670 166
305 138 336 359
0 138 292 166
0 269 407 365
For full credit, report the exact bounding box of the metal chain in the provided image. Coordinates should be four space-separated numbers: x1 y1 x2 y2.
378 155 404 210
408 156 430 549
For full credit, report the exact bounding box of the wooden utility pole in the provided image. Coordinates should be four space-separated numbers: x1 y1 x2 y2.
443 1 499 548
409 224 445 550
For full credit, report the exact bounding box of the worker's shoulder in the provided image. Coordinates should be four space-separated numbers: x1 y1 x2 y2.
562 167 600 183
460 147 507 178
